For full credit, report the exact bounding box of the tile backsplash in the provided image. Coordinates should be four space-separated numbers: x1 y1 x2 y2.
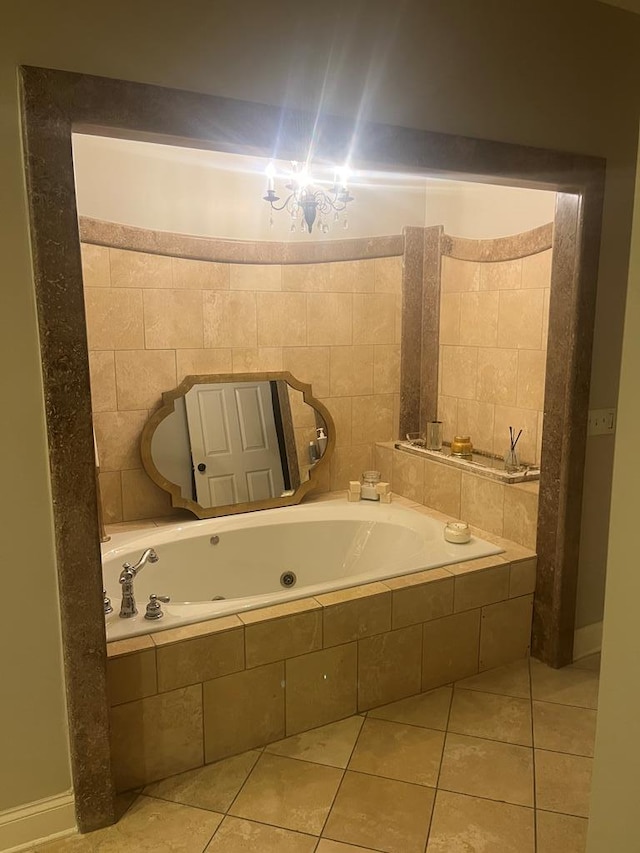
438 249 551 465
83 242 402 522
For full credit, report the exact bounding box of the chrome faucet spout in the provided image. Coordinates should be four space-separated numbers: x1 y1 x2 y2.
119 548 159 618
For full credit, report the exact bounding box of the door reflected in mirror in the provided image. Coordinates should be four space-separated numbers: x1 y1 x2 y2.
141 372 333 518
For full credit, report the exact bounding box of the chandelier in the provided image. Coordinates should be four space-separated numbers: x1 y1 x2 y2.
263 162 354 235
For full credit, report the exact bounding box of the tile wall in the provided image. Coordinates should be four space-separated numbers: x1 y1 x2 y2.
82 243 403 521
438 250 551 465
376 443 539 550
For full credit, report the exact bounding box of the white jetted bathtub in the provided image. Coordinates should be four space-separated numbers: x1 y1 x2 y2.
103 499 503 640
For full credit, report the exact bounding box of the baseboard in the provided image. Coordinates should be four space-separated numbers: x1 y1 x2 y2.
0 792 76 852
574 620 603 660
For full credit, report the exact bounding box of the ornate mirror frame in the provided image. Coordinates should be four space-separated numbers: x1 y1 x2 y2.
141 371 335 518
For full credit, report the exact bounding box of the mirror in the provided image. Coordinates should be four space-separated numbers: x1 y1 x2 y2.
140 372 334 518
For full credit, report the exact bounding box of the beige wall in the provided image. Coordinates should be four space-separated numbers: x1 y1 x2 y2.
586 125 640 853
84 243 402 522
425 182 557 239
1 0 639 828
438 249 552 465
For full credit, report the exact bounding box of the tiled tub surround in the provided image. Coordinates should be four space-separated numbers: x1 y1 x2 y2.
82 237 403 523
103 499 503 641
376 442 539 550
438 244 552 466
106 496 536 793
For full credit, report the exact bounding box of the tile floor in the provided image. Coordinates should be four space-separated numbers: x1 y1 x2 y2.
36 654 600 853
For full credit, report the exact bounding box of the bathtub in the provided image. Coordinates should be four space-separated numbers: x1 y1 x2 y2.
103 498 503 641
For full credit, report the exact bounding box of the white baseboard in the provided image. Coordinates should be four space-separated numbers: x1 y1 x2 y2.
0 792 76 852
574 620 604 660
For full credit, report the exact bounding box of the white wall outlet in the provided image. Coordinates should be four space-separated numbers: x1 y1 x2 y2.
587 408 616 436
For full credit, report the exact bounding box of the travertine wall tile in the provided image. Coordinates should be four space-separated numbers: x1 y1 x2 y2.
516 349 546 411
286 643 358 734
476 348 518 407
392 449 424 502
330 259 375 292
244 610 322 668
330 445 373 490
282 347 331 398
258 292 307 347
353 293 396 344
351 395 394 444
480 259 522 291
121 468 174 520
85 287 144 350
172 257 229 290
204 662 285 762
94 410 148 471
440 293 461 345
282 262 330 292
373 344 401 395
308 293 353 345
107 649 157 706
89 351 117 412
176 348 232 378
497 289 545 350
81 243 111 288
460 473 505 536
115 350 177 411
456 399 495 452
459 291 499 347
440 346 478 400
390 574 454 629
441 256 481 292
358 625 422 710
422 609 481 689
503 486 539 550
110 684 203 791
320 585 392 647
374 256 402 293
423 459 462 518
110 248 173 289
454 565 511 612
203 291 257 348
479 595 533 670
231 347 283 373
330 346 374 396
521 250 552 290
143 290 203 349
156 628 245 692
98 470 123 523
231 263 281 291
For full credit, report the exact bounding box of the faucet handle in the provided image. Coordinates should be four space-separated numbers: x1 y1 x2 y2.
144 593 171 621
103 590 113 615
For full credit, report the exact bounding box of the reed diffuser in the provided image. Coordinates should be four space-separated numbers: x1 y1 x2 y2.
504 426 523 473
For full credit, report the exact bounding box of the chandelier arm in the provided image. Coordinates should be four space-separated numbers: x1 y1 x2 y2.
268 192 296 212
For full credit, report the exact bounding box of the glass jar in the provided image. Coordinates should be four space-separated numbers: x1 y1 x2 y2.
361 470 381 501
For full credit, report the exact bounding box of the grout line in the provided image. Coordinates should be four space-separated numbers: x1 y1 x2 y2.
529 656 538 853
425 683 455 852
317 713 367 842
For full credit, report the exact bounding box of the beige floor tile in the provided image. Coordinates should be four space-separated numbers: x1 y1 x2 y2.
324 771 435 853
535 750 593 817
530 659 599 709
316 841 380 852
349 717 445 787
205 816 317 852
448 689 532 746
536 810 589 853
265 716 364 768
36 796 222 852
142 750 260 812
571 653 601 672
455 658 531 699
368 686 452 730
426 789 535 852
439 733 534 807
229 753 342 834
533 701 597 756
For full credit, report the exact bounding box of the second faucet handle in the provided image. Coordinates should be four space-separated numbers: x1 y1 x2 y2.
144 594 171 621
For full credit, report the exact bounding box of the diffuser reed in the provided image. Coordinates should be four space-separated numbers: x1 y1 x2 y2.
505 426 523 472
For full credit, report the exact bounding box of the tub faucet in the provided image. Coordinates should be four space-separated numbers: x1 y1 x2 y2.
119 548 159 618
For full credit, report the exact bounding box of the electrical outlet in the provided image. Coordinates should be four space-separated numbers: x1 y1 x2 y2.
587 408 616 436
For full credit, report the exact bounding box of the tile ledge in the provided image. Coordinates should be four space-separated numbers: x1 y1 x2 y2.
151 613 244 646
107 634 155 658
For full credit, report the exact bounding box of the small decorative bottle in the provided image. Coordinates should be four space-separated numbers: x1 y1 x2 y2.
361 471 381 501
